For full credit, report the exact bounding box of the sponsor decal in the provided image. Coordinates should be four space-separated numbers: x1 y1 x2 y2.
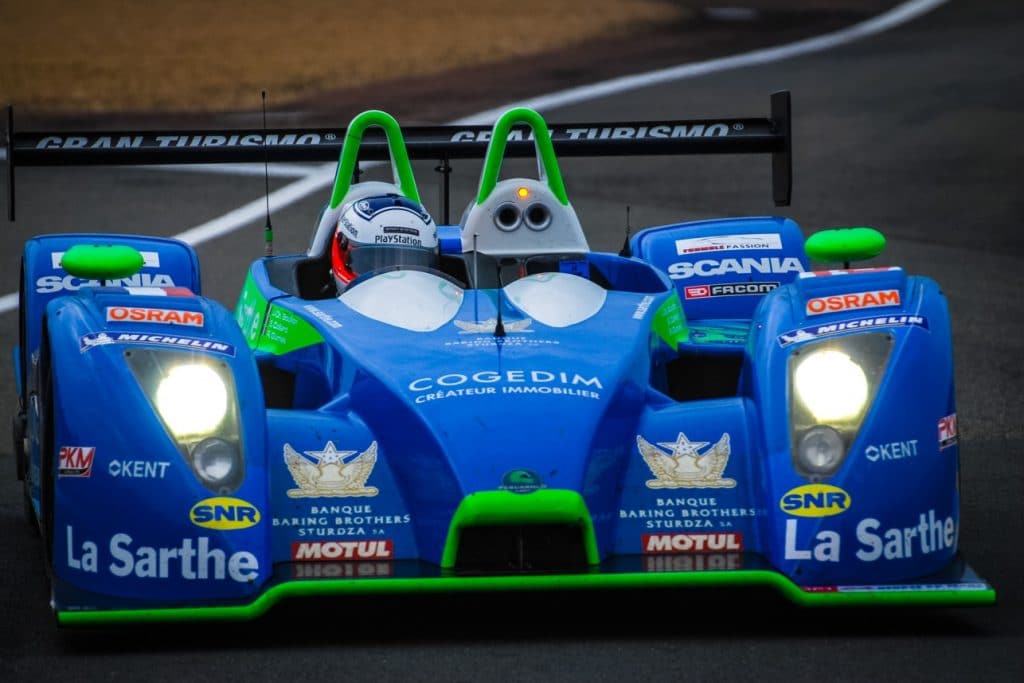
644 553 743 572
58 446 95 478
64 526 259 582
272 504 411 538
803 582 989 593
938 414 958 449
449 123 733 144
784 509 957 563
291 540 394 561
799 267 902 279
373 234 423 246
189 497 261 530
675 233 782 255
408 369 603 404
454 318 533 334
36 133 322 150
35 272 176 294
302 304 343 329
805 289 900 316
685 282 779 299
619 496 760 530
499 469 546 494
865 439 919 463
123 286 194 297
51 250 161 269
780 484 851 518
284 441 379 498
108 459 171 479
106 306 204 327
292 561 394 579
632 295 655 320
668 256 803 280
777 315 929 347
642 532 743 554
636 432 736 489
80 332 235 356
382 226 420 236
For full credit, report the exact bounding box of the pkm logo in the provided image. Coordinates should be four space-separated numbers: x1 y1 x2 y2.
190 497 261 530
58 446 95 477
779 484 851 517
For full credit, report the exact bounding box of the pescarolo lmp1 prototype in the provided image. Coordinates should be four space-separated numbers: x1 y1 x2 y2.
4 92 995 625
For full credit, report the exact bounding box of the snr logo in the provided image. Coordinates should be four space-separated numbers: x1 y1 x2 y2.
779 484 851 517
190 497 261 530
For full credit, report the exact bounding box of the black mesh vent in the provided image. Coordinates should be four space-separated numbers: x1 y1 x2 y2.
665 352 743 401
454 524 589 573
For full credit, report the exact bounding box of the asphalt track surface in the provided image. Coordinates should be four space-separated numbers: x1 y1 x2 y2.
1 1 1022 680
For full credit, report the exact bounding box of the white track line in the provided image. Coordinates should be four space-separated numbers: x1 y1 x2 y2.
0 0 947 315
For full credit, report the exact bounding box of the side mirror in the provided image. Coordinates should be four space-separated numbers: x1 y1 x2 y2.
805 227 886 268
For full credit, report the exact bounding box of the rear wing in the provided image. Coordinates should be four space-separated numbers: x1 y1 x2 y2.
3 91 792 222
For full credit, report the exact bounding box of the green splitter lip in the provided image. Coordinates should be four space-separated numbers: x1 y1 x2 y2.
805 227 887 263
60 243 145 280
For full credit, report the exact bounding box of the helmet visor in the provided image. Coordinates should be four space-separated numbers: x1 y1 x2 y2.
346 244 437 279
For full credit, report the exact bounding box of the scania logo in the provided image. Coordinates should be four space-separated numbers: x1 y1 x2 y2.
667 257 804 280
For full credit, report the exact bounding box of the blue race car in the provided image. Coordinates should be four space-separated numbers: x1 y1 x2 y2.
7 94 995 625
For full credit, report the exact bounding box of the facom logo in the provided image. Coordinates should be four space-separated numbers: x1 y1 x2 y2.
779 484 851 517
189 497 261 530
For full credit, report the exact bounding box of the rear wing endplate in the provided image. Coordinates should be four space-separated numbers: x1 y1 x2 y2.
3 91 792 222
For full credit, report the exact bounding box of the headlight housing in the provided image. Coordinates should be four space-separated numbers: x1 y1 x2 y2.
788 333 893 480
127 348 244 493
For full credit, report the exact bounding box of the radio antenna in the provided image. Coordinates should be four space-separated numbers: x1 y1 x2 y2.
261 90 274 256
472 233 480 322
493 262 506 338
619 205 632 257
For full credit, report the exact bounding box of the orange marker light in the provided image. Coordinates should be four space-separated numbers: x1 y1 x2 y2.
516 186 530 200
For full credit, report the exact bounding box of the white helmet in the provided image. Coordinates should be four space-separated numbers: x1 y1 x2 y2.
332 194 438 291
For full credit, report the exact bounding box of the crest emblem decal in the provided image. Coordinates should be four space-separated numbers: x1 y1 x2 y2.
454 318 533 334
284 441 379 498
636 432 735 489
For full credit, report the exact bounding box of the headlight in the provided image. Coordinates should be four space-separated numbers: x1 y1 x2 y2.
793 349 868 422
156 364 228 437
788 333 893 480
126 348 244 493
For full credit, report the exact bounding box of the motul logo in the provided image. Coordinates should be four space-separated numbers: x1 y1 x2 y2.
106 306 204 327
642 532 743 554
291 540 394 561
805 289 900 316
58 446 95 477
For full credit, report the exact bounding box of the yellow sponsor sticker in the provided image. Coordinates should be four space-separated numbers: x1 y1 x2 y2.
190 497 261 530
779 484 851 517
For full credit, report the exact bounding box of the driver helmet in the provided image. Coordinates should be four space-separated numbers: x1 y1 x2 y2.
332 194 439 292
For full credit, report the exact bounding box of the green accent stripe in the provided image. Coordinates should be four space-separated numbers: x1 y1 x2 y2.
441 490 599 568
476 108 569 206
329 110 420 209
57 573 995 626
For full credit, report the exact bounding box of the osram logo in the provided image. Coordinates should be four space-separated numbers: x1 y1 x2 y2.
780 484 851 518
189 497 261 530
58 446 95 477
106 306 204 327
642 533 743 554
805 289 900 316
291 540 395 561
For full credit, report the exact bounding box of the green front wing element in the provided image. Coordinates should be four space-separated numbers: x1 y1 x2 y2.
328 109 421 209
475 107 570 206
60 244 144 280
57 570 996 626
805 227 887 264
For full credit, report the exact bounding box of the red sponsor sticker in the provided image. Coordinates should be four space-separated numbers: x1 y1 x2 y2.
642 532 743 554
106 306 204 327
58 446 95 477
291 540 394 561
805 289 900 316
684 285 711 299
938 413 958 449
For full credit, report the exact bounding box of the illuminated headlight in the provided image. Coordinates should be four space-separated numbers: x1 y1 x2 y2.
155 364 229 437
793 349 869 422
192 437 242 491
796 426 845 476
787 333 893 481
